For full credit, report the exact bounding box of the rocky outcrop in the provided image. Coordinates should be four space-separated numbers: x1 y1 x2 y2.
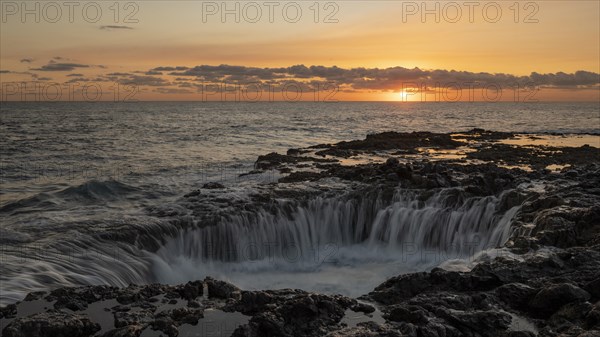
3 311 101 337
231 292 355 337
314 131 463 153
361 246 600 336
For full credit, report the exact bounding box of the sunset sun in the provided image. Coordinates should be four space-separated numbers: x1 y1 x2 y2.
397 90 409 101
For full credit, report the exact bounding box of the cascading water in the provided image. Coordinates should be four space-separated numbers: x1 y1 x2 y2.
0 185 520 304
0 230 158 306
150 187 520 296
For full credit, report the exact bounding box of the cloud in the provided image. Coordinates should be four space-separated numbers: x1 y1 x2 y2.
0 70 11 73
32 63 90 72
152 66 189 72
119 75 169 87
21 64 595 99
20 58 34 63
154 87 192 94
156 64 600 90
66 77 90 83
169 64 288 81
94 72 168 86
529 71 599 87
100 25 134 30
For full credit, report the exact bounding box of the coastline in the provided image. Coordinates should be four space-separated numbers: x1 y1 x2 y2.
1 129 599 337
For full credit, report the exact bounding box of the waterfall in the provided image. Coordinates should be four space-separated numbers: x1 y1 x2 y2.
0 186 521 304
152 188 520 279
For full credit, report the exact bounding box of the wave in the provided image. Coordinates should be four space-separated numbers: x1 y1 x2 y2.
0 180 140 215
55 180 140 202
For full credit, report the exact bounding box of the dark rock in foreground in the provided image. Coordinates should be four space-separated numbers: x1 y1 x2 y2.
3 311 101 337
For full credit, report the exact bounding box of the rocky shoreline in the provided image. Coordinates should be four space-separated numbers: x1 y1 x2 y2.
1 130 599 337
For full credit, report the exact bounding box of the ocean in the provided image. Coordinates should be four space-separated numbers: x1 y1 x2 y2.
1 101 599 306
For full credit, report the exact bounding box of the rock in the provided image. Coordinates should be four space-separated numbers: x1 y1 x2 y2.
231 323 255 337
167 307 204 325
325 321 404 337
255 152 334 170
232 291 354 337
150 318 178 337
205 277 241 300
136 307 203 337
0 303 17 319
396 165 412 179
446 310 512 336
278 294 347 336
202 182 225 189
576 331 600 337
386 173 400 182
114 309 154 328
529 283 591 316
506 332 535 337
54 296 88 311
384 157 399 167
23 292 46 301
183 189 201 198
279 171 323 183
329 131 462 151
385 305 429 324
46 286 119 307
3 311 101 337
414 321 459 337
499 190 525 211
565 170 579 178
521 196 564 216
507 236 538 253
368 268 501 305
234 291 275 314
584 278 600 298
550 301 593 324
177 280 204 300
187 300 201 308
116 290 141 305
494 283 538 309
532 209 580 248
239 312 287 337
100 325 144 337
350 302 375 314
314 148 355 158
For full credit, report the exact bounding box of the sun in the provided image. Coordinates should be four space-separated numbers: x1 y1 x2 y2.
397 90 409 101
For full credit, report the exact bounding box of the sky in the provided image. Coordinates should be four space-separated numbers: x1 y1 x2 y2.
1 0 599 101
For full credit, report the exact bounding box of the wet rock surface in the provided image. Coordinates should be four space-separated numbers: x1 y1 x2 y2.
3 311 101 337
2 130 599 337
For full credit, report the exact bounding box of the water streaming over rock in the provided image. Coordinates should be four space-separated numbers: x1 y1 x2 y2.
151 188 520 294
0 185 520 304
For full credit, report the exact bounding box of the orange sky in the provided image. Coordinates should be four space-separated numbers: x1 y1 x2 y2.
1 0 599 101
